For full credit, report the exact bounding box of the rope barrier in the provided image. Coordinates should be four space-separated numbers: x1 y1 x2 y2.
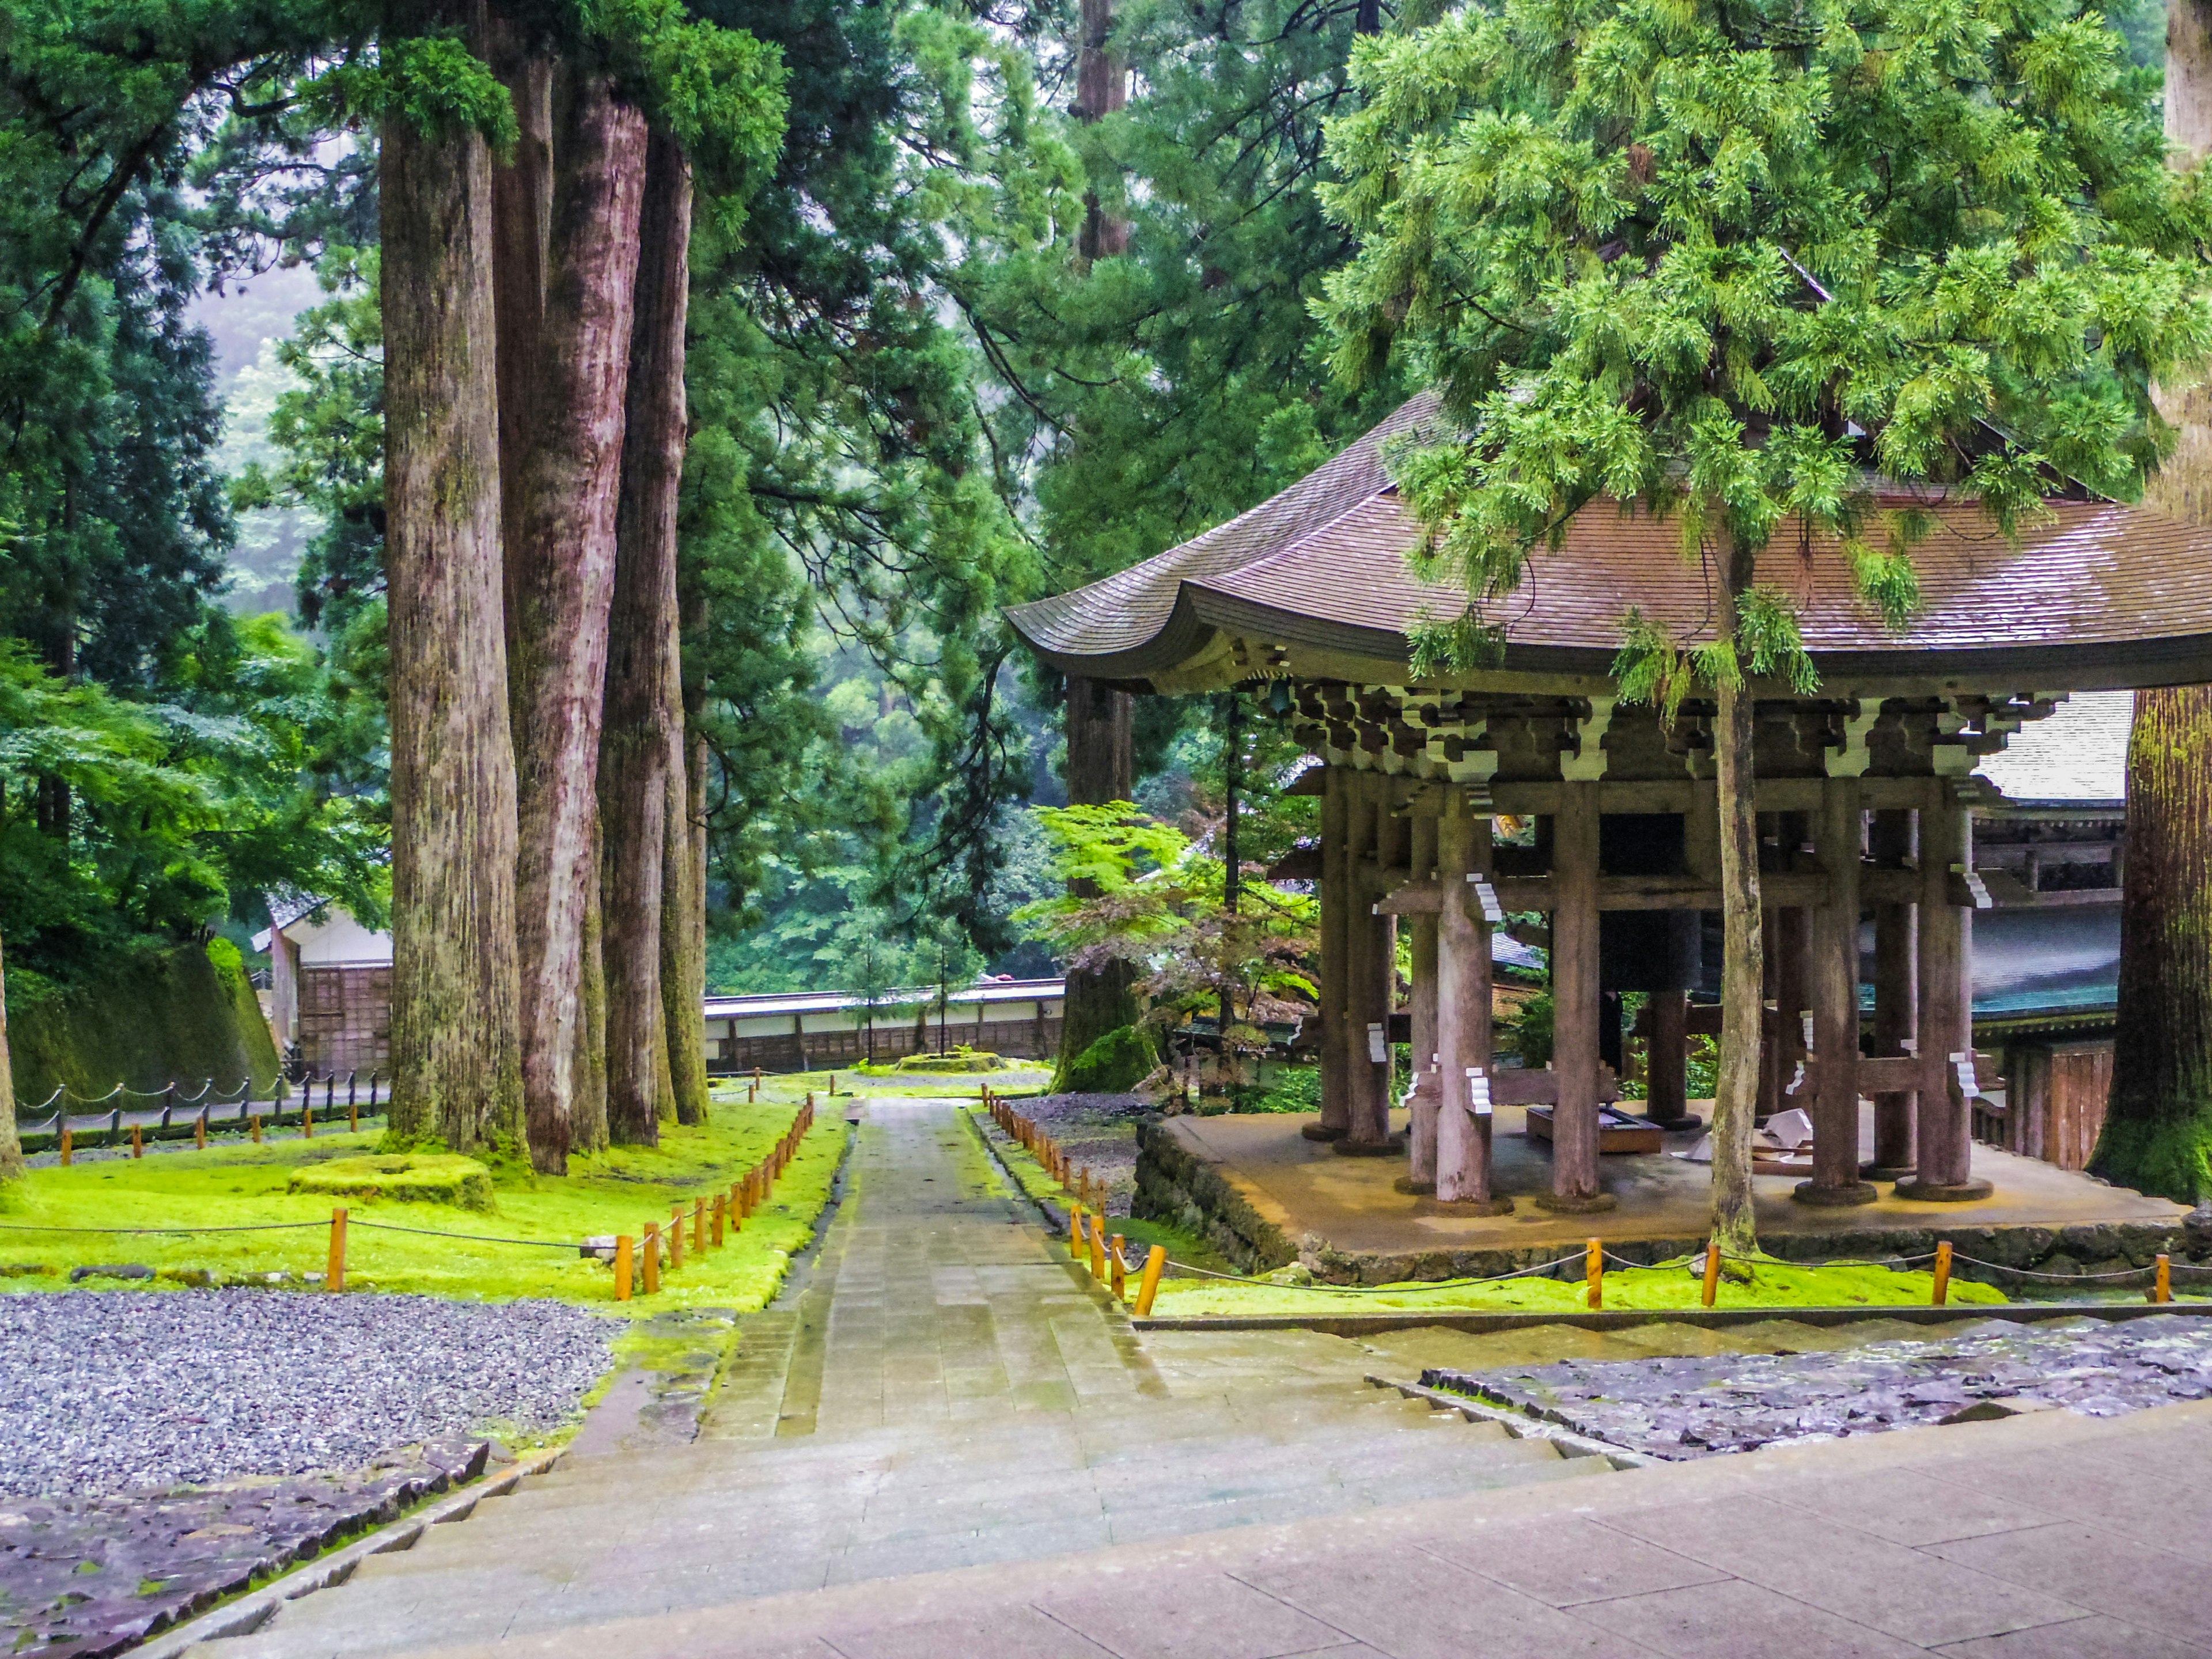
0 1220 325 1235
346 1220 582 1249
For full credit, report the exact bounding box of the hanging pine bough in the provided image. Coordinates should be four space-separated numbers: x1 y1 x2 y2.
1316 0 2212 1252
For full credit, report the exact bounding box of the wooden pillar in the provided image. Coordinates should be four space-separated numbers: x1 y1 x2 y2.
1435 784 1509 1209
1646 990 1688 1126
1401 809 1441 1194
1797 778 1874 1205
1899 780 1991 1199
1539 783 1612 1210
1340 774 1396 1153
1866 808 1918 1179
1310 766 1351 1141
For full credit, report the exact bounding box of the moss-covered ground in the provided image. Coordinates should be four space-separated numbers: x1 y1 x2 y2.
1147 1257 2011 1316
0 1084 846 1312
960 1103 1234 1274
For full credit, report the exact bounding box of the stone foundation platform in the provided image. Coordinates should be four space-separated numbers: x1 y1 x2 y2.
1135 1106 2200 1291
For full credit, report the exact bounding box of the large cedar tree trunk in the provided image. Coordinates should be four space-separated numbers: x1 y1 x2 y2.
2091 1 2212 1202
602 133 695 1145
500 70 649 1172
1708 529 1764 1256
1056 675 1140 1078
1073 0 1130 262
381 0 525 1152
664 726 710 1108
0 931 21 1182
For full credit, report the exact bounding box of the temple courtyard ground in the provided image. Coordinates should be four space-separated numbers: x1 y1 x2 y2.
1143 1105 2189 1281
188 1097 2212 1659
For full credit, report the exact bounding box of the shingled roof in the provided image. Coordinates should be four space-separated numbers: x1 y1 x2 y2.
1007 396 2212 694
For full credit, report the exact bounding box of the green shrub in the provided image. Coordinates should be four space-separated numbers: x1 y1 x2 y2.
287 1153 497 1211
1231 1065 1322 1114
1056 1025 1157 1093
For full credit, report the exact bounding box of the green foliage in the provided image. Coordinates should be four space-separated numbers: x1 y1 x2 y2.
1318 0 2212 692
1510 992 1556 1068
287 1152 496 1211
315 33 518 147
1056 1024 1158 1094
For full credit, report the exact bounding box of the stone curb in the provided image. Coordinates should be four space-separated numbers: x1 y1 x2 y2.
1132 1301 2212 1335
132 1446 568 1659
1363 1373 1654 1469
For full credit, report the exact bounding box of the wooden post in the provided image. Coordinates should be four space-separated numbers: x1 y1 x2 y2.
250 1114 262 1144
1585 1236 1604 1309
1702 1239 1722 1307
1070 1206 1085 1260
728 1182 743 1229
1868 808 1918 1179
2156 1253 2172 1304
615 1234 634 1301
1310 764 1351 1140
349 1099 359 1134
1543 783 1612 1211
1109 1234 1127 1300
1647 990 1690 1127
59 1126 71 1165
1340 774 1393 1150
1931 1238 1953 1305
642 1224 661 1294
1134 1244 1167 1316
1089 1218 1107 1281
1436 784 1507 1210
691 1199 704 1256
668 1205 685 1268
712 1193 725 1247
1403 808 1441 1195
1799 778 1876 1206
131 1123 143 1158
195 1113 206 1150
327 1207 347 1290
1900 782 1991 1199
303 1105 313 1140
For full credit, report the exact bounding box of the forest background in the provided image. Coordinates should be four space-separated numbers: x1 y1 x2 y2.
0 0 2168 1069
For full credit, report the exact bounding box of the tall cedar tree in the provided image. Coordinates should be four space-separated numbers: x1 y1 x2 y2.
603 132 695 1147
1318 0 2210 1251
380 3 527 1153
2096 1 2212 1203
493 35 650 1175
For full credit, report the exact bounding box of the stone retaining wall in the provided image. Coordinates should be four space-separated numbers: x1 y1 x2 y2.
1134 1120 2211 1292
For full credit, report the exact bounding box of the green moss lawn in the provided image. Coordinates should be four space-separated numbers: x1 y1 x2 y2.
1148 1257 2010 1317
0 1084 845 1312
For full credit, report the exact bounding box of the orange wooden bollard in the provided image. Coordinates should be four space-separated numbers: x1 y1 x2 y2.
59 1127 72 1165
131 1124 143 1158
615 1235 634 1301
712 1194 726 1248
691 1199 705 1255
1109 1235 1128 1300
250 1114 262 1144
1932 1239 1953 1306
327 1207 347 1291
642 1225 661 1294
668 1206 685 1268
2155 1253 2172 1304
1070 1206 1086 1261
1585 1237 1604 1310
1089 1217 1107 1282
1134 1244 1168 1316
1702 1240 1723 1308
194 1113 206 1150
349 1100 358 1132
302 1105 313 1139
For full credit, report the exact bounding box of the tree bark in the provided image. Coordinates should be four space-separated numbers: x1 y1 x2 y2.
664 726 710 1116
2092 0 2212 1201
574 812 609 1153
382 0 525 1153
603 132 694 1146
1073 0 1129 262
1709 528 1763 1257
0 931 22 1182
501 70 649 1172
1057 674 1140 1075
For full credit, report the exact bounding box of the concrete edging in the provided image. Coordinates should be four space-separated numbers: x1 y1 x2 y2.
133 1445 567 1658
1133 1302 2212 1336
1365 1373 1653 1469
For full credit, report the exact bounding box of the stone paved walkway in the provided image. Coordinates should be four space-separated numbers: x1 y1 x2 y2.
192 1098 2212 1659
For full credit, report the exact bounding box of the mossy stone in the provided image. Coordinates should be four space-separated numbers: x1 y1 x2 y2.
896 1046 1007 1075
287 1153 497 1211
1056 1025 1157 1093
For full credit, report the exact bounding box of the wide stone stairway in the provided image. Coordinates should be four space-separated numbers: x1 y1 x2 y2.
202 1100 1609 1659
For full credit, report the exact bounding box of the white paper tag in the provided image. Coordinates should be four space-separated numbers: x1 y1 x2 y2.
1786 1060 1807 1096
1466 875 1506 922
1466 1067 1492 1116
1801 1012 1815 1051
1952 1050 1979 1096
1367 1023 1387 1064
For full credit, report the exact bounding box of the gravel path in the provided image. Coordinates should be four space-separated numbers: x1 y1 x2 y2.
0 1290 611 1498
1006 1092 1149 1214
